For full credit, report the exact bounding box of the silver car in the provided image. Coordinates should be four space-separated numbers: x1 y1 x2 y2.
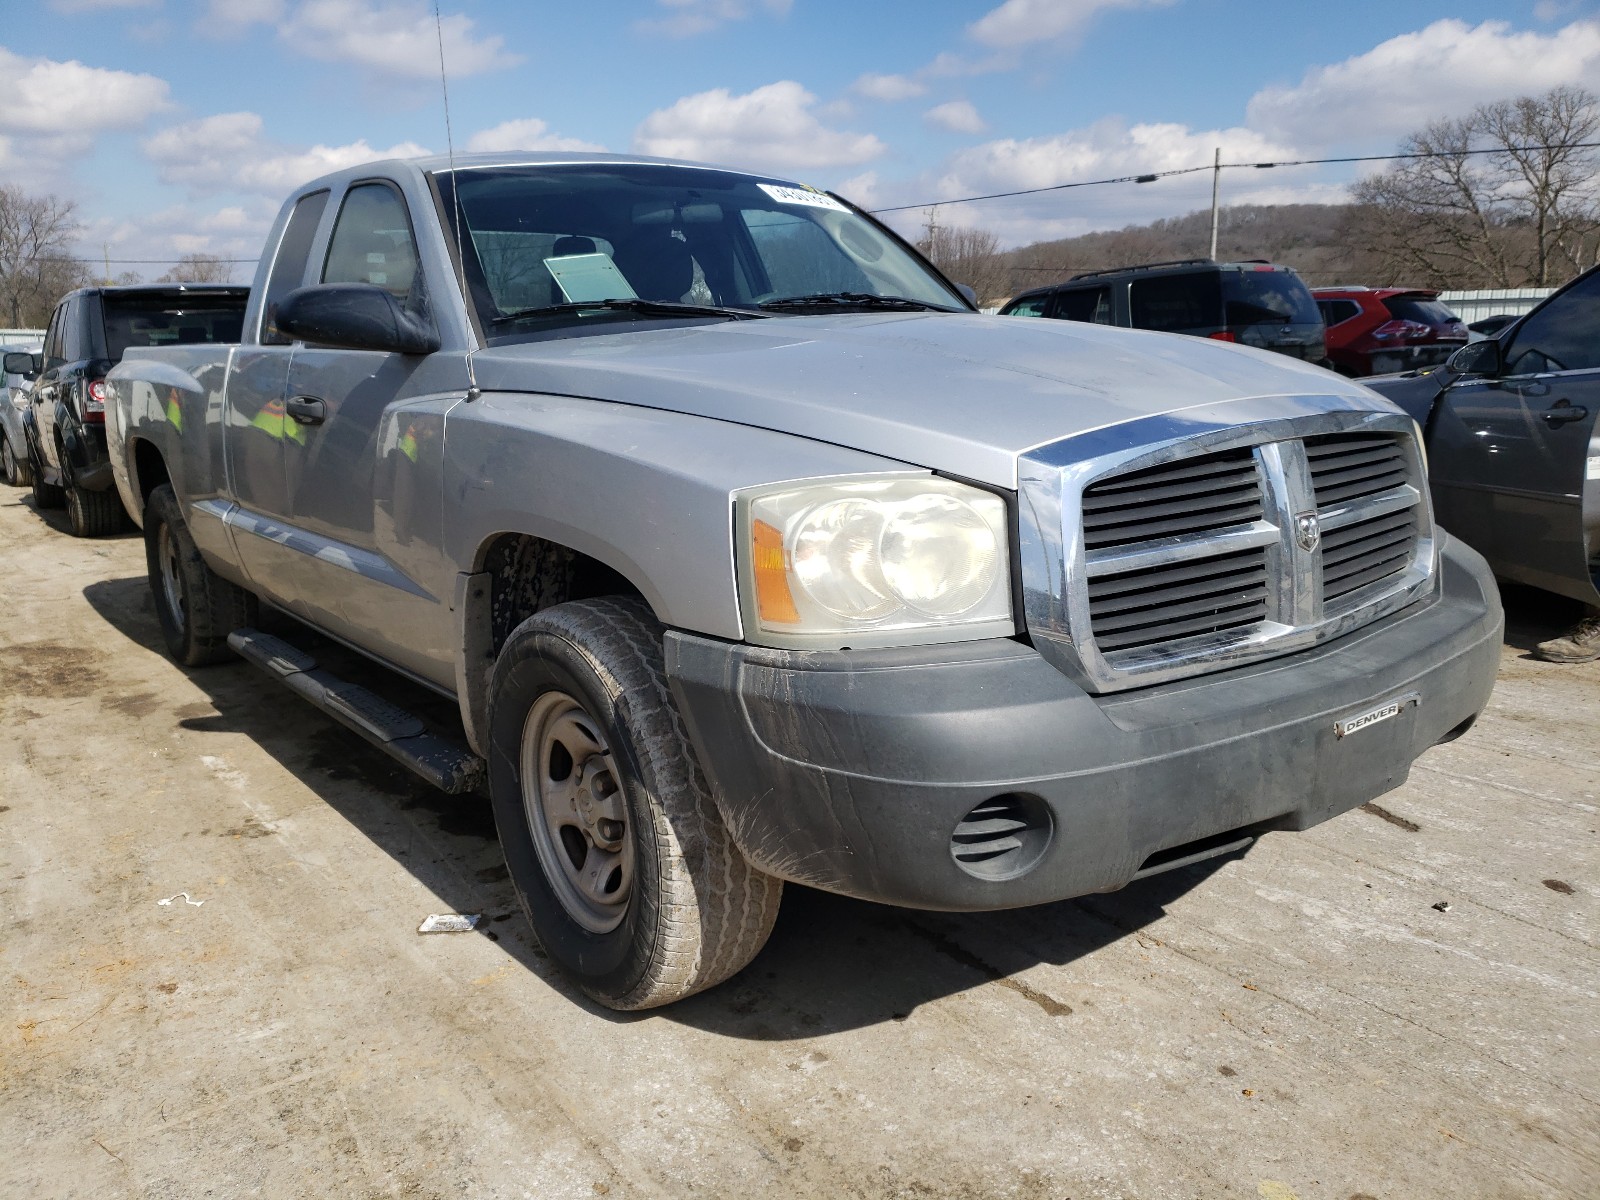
1 341 41 487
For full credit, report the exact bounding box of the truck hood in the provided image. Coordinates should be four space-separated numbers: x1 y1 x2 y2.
469 312 1382 488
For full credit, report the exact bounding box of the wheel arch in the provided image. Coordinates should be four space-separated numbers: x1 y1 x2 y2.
454 530 654 756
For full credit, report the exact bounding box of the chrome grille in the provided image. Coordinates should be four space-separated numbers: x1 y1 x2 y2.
1082 448 1262 548
1306 432 1419 605
1018 411 1435 694
1088 545 1270 651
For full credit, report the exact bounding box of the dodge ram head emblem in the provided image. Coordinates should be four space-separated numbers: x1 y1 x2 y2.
1295 512 1321 552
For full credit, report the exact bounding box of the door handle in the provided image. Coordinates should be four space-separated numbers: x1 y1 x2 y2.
285 396 326 426
1543 399 1588 427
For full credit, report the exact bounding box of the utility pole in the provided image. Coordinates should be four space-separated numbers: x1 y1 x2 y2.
1208 147 1221 261
103 242 112 286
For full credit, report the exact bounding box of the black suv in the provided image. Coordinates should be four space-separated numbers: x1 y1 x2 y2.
8 285 248 536
999 259 1326 364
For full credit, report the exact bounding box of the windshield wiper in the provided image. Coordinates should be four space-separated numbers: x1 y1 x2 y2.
757 292 956 313
490 298 766 325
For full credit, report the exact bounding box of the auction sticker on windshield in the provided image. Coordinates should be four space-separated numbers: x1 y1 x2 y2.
1334 692 1420 739
758 184 849 212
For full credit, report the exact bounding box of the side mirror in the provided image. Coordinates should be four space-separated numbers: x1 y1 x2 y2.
1448 338 1502 378
271 284 440 355
955 283 979 308
3 351 38 377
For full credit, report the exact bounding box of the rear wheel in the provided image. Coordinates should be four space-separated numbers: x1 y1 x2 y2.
144 484 257 666
488 596 782 1010
1 434 31 487
65 484 127 537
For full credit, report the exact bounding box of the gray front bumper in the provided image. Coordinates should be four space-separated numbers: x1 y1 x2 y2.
665 533 1502 911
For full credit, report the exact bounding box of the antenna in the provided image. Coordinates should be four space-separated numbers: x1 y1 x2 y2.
435 1 480 400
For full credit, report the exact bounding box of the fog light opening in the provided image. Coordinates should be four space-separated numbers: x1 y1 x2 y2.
950 792 1053 881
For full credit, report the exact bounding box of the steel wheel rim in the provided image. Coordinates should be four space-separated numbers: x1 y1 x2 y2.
519 690 634 934
1 438 14 481
156 523 187 633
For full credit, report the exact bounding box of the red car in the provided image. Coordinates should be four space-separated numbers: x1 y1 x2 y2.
1312 286 1467 377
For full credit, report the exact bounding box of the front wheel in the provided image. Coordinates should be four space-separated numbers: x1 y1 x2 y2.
144 484 257 665
488 596 782 1010
1 434 31 487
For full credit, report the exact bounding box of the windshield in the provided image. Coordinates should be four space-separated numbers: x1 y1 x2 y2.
433 164 965 335
1222 270 1320 327
1384 295 1461 327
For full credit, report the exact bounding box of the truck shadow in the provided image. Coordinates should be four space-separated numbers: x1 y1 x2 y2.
78 574 1355 1037
1497 582 1593 656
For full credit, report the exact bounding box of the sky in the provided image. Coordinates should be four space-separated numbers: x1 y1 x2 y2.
3 0 1599 282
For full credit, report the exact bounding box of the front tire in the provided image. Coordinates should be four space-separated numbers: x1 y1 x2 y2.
65 484 127 537
1 434 31 487
144 484 257 665
488 596 782 1010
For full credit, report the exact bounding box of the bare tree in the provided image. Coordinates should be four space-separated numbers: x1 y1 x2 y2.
916 215 1010 304
0 186 91 327
157 252 235 284
1351 86 1600 288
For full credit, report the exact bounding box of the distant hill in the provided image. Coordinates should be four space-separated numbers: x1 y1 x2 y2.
989 203 1393 302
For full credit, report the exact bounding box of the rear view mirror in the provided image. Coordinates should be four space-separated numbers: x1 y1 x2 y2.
955 283 978 307
3 351 38 377
1449 339 1502 377
271 284 440 356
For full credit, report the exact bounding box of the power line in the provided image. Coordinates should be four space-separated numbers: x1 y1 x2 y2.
869 140 1600 214
28 256 260 264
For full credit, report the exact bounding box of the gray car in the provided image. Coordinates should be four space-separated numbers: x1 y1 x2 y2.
105 153 1502 1010
1 340 42 487
1364 264 1600 609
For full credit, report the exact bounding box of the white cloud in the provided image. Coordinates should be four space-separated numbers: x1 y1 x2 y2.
272 0 518 79
0 48 169 138
466 119 605 154
633 81 886 174
635 0 793 38
141 111 429 196
967 0 1176 49
198 0 286 34
0 48 169 186
852 72 927 102
48 0 156 10
925 100 987 135
873 119 1307 248
1248 18 1600 146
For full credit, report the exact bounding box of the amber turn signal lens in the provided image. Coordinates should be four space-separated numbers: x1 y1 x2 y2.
751 519 801 624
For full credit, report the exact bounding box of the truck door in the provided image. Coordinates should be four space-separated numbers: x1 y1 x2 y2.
1427 268 1600 605
277 179 454 686
29 304 67 477
223 188 329 598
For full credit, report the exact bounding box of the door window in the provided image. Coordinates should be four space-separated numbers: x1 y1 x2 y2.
322 182 422 302
262 189 330 344
1503 270 1600 375
42 306 65 369
1004 295 1049 317
1056 287 1112 324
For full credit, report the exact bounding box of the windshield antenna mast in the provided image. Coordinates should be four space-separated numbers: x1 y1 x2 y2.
434 1 480 400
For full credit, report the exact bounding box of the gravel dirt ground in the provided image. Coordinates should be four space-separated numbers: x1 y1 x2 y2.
2 482 1596 1200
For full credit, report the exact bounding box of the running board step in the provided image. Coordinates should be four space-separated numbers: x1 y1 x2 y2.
228 628 485 795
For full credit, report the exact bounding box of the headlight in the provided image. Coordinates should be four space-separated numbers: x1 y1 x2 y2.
737 475 1014 648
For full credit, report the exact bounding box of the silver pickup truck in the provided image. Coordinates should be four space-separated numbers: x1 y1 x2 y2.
106 152 1503 1010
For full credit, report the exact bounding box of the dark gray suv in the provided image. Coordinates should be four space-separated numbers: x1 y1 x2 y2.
1000 258 1327 364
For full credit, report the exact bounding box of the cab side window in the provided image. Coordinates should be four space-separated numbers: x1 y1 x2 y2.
322 182 422 304
1504 270 1600 375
